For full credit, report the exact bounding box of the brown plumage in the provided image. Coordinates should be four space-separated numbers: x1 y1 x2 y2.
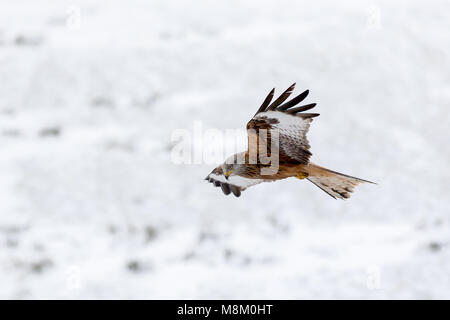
205 84 374 199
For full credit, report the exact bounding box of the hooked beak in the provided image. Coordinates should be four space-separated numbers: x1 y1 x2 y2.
224 171 232 180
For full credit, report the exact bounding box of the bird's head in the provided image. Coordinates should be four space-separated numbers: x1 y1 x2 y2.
222 153 246 180
222 162 234 180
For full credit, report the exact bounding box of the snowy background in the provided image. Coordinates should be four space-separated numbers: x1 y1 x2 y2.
1 0 449 299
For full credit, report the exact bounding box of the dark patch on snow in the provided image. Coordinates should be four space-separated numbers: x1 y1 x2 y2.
14 35 43 46
145 226 158 242
91 96 115 108
127 260 152 273
428 242 445 252
30 259 53 274
39 127 61 137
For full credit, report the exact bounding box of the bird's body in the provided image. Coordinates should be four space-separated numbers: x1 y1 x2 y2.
205 84 374 199
222 151 308 180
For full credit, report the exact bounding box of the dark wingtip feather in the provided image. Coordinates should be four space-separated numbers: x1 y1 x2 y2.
267 83 296 110
299 113 320 119
230 185 241 197
286 103 317 114
221 183 231 195
255 88 275 115
277 89 310 111
254 85 317 118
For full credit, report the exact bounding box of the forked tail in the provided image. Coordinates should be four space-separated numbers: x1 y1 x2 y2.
306 163 374 199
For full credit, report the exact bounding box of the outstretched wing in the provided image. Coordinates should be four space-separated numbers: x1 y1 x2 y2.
205 166 264 197
247 83 319 164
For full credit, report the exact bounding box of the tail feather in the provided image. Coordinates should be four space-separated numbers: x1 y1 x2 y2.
306 163 374 199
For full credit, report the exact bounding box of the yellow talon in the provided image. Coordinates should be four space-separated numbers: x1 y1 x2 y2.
296 172 309 180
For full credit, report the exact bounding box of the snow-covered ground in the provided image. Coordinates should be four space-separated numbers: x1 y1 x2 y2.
1 0 449 299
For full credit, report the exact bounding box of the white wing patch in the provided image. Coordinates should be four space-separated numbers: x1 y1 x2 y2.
257 111 312 134
206 171 264 197
227 175 264 189
254 111 314 163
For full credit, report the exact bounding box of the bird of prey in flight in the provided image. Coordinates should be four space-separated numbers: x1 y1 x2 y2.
205 83 374 198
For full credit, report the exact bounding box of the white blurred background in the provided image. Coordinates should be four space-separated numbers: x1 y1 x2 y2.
0 0 449 299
